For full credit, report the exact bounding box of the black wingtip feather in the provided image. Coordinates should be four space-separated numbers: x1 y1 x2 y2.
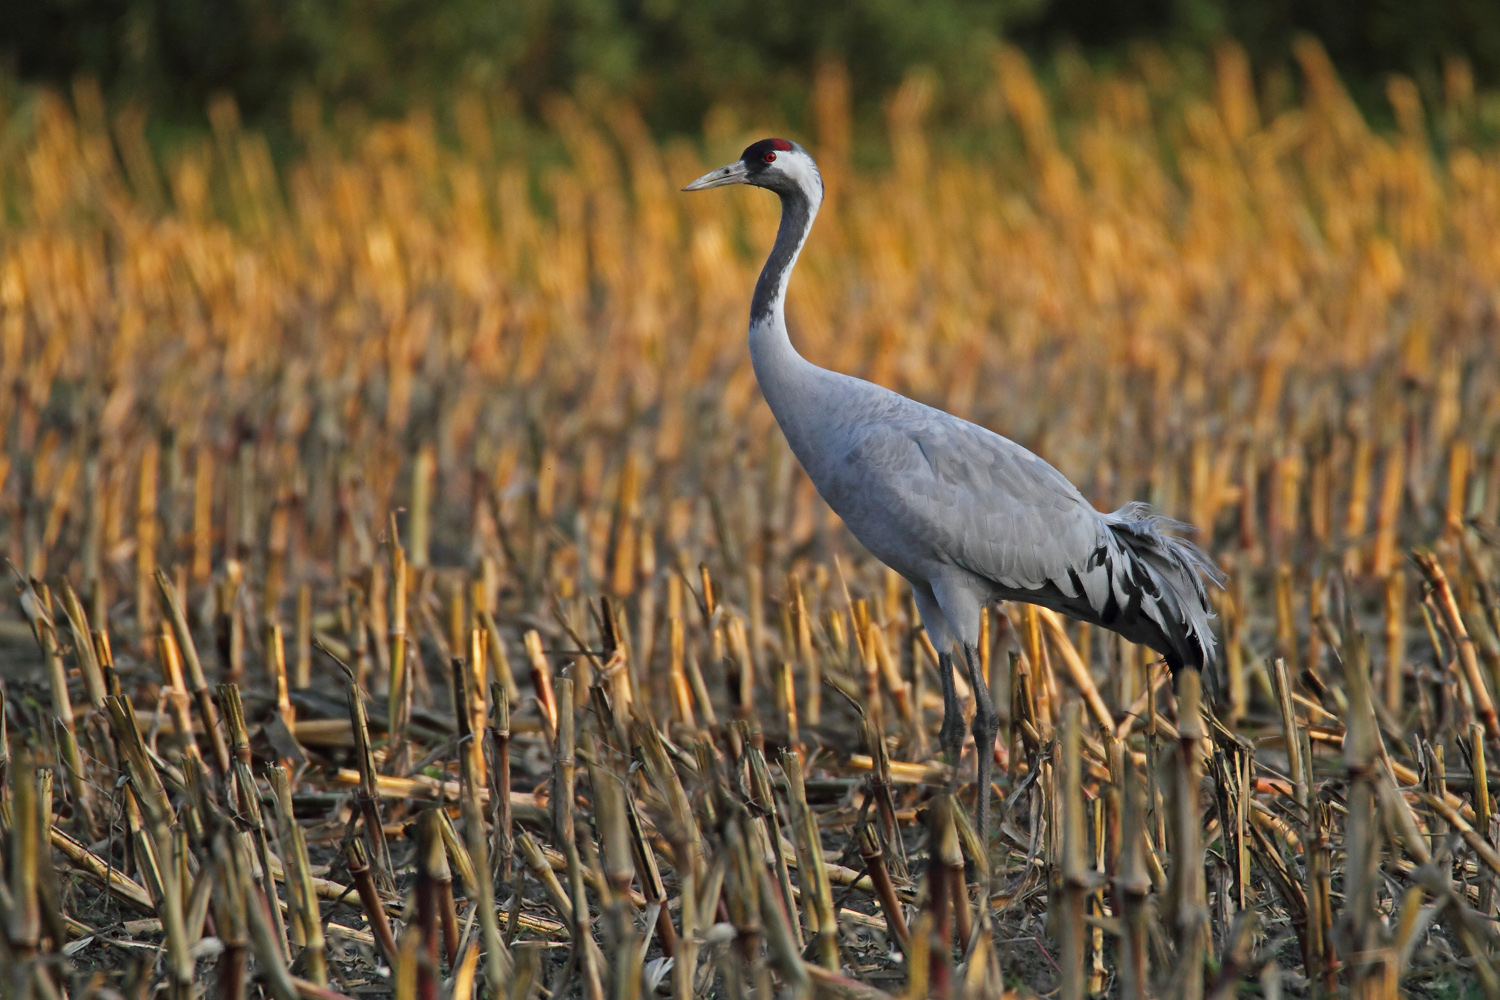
1105 501 1223 673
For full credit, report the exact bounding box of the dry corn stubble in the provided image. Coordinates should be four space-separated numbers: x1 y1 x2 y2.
7 38 1500 998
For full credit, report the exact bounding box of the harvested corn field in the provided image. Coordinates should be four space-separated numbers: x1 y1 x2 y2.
7 40 1500 998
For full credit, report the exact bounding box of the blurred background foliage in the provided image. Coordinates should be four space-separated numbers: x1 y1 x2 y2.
7 0 1500 138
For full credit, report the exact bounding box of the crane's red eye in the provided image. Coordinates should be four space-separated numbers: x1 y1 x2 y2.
764 151 776 162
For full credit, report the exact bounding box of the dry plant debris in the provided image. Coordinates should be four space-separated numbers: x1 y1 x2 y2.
4 39 1500 999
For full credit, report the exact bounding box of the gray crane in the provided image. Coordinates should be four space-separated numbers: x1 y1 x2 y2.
685 138 1222 847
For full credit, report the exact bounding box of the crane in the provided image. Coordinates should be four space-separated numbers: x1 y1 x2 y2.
685 138 1222 849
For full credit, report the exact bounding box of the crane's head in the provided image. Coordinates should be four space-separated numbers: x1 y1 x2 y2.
683 139 823 202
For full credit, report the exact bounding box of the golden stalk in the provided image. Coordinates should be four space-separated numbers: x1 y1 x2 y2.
1384 570 1407 714
1414 550 1500 740
343 838 398 967
13 48 1500 998
1270 657 1308 814
155 569 231 774
295 582 313 688
57 580 106 710
553 674 604 1000
925 798 952 999
8 747 41 993
1058 700 1088 1000
490 681 515 881
591 761 637 997
268 622 296 736
1116 755 1152 1000
1169 669 1206 1000
523 628 559 741
103 696 194 994
857 825 910 953
464 628 488 785
515 830 577 929
212 833 250 1000
624 778 678 957
387 530 411 769
1039 608 1114 732
50 825 155 912
137 440 159 642
1473 722 1495 915
415 809 458 977
461 788 512 989
935 793 971 954
156 622 203 763
192 444 214 583
20 582 96 835
1371 441 1405 578
780 748 840 972
334 651 393 888
242 836 301 1000
410 444 435 570
270 766 327 986
793 575 820 727
754 836 813 1000
215 684 291 959
479 611 520 706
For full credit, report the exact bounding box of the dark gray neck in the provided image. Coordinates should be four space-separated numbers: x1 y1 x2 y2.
748 183 823 458
750 186 817 328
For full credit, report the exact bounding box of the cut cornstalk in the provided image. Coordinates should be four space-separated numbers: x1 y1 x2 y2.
270 766 327 986
343 838 398 968
155 568 232 775
1117 758 1152 1000
1473 722 1495 915
58 579 107 710
216 684 291 960
857 825 910 953
490 682 515 882
1414 550 1500 741
554 675 604 1000
387 530 411 772
1058 700 1088 1000
1169 670 1206 1000
103 696 194 995
780 749 839 972
333 648 393 890
415 809 457 982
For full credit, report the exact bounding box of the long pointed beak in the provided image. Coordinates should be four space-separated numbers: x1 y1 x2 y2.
683 160 749 191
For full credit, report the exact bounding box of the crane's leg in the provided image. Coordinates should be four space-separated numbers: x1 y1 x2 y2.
937 651 965 774
960 642 1000 855
913 583 965 777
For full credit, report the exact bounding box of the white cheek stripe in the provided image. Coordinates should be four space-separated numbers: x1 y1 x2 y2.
781 153 823 200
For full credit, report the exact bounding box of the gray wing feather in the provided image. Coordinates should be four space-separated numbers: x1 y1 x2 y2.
802 381 1221 669
820 401 1106 590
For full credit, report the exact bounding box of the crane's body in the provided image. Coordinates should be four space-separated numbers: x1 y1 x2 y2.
686 139 1222 846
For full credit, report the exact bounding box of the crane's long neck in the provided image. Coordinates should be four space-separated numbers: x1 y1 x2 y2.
749 183 822 443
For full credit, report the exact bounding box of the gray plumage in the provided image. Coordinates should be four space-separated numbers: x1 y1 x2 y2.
793 385 1220 671
686 138 1223 846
